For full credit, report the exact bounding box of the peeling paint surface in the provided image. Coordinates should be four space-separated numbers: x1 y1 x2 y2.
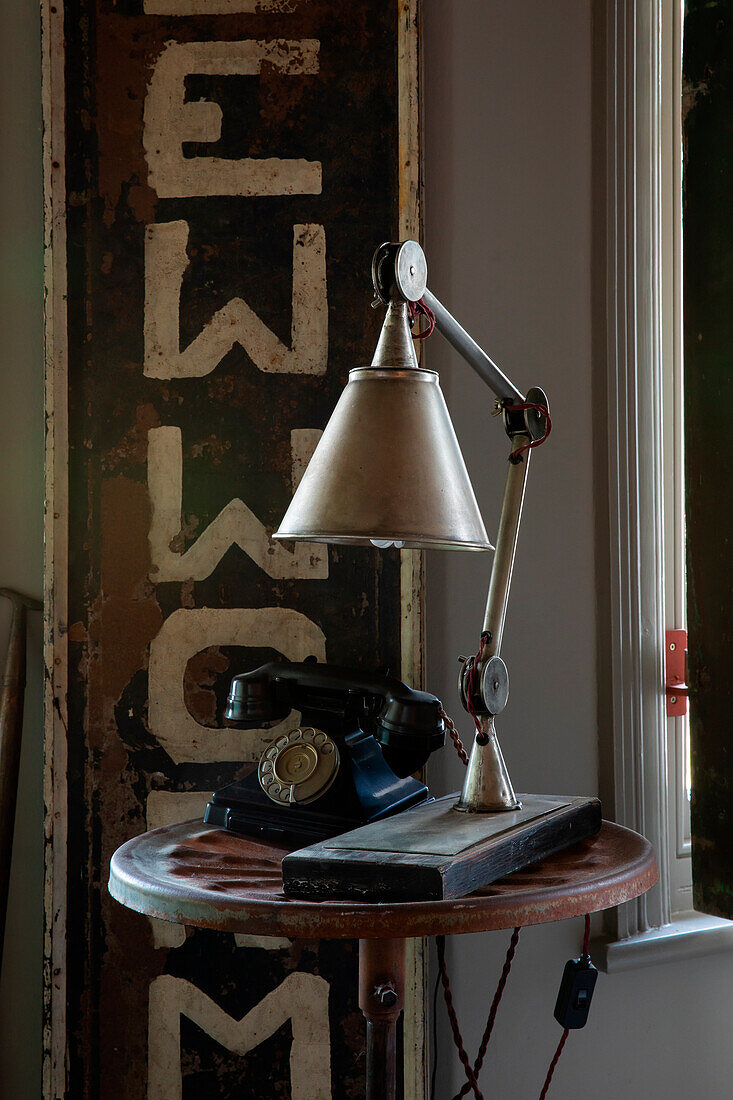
47 0 422 1095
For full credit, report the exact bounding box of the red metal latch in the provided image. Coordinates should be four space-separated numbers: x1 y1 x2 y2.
666 629 688 717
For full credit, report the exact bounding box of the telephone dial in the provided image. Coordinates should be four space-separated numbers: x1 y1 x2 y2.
204 659 445 847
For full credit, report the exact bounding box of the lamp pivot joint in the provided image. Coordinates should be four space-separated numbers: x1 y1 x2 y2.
372 240 427 304
502 385 550 442
458 654 509 718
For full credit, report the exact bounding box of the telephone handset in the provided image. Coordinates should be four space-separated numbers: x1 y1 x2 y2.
204 659 445 847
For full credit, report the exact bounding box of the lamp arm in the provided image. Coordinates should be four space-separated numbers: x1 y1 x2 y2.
419 287 547 714
421 287 524 404
481 440 531 661
457 427 536 812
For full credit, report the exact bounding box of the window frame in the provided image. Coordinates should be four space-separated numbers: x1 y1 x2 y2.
600 0 733 970
660 0 691 915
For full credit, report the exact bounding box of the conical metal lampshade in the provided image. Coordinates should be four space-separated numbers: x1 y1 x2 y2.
274 301 492 551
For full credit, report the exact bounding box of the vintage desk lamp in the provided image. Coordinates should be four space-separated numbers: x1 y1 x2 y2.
274 242 600 899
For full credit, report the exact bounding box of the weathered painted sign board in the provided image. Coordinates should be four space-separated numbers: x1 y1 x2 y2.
42 1 424 1095
683 1 733 919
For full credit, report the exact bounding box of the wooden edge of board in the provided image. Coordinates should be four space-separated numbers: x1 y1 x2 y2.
282 797 602 902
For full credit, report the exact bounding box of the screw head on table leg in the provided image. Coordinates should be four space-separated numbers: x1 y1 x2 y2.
374 982 398 1008
358 938 407 1100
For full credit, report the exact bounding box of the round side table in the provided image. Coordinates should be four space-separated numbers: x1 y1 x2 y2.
109 820 657 1099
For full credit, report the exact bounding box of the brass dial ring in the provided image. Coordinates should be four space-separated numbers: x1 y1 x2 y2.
258 727 340 806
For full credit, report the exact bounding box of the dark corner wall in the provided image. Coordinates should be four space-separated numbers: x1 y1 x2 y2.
0 0 45 1096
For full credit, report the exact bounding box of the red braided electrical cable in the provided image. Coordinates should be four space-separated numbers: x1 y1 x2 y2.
537 914 592 1099
439 707 469 766
466 631 490 744
503 400 552 462
538 1028 569 1100
440 631 491 764
453 927 522 1100
407 297 436 339
436 936 484 1099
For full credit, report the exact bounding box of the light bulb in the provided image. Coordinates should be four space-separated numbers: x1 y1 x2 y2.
370 539 405 549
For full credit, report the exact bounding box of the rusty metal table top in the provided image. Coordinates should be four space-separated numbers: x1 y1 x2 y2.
108 820 657 940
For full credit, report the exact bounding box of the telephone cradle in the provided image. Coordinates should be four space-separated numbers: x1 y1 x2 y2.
204 660 446 848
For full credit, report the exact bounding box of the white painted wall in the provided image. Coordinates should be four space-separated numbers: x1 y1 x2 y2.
2 1 733 1097
423 2 733 1097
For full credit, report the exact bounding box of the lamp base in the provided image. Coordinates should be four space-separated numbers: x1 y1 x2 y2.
454 715 520 812
282 793 602 902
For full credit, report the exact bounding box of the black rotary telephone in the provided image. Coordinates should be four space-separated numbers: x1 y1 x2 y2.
204 659 445 847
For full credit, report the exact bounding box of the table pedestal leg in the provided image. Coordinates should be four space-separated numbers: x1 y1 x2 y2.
358 936 407 1100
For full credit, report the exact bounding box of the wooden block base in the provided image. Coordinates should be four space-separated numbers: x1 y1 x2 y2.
282 793 602 901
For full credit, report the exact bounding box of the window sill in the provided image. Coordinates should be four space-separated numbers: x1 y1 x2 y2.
597 910 733 973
